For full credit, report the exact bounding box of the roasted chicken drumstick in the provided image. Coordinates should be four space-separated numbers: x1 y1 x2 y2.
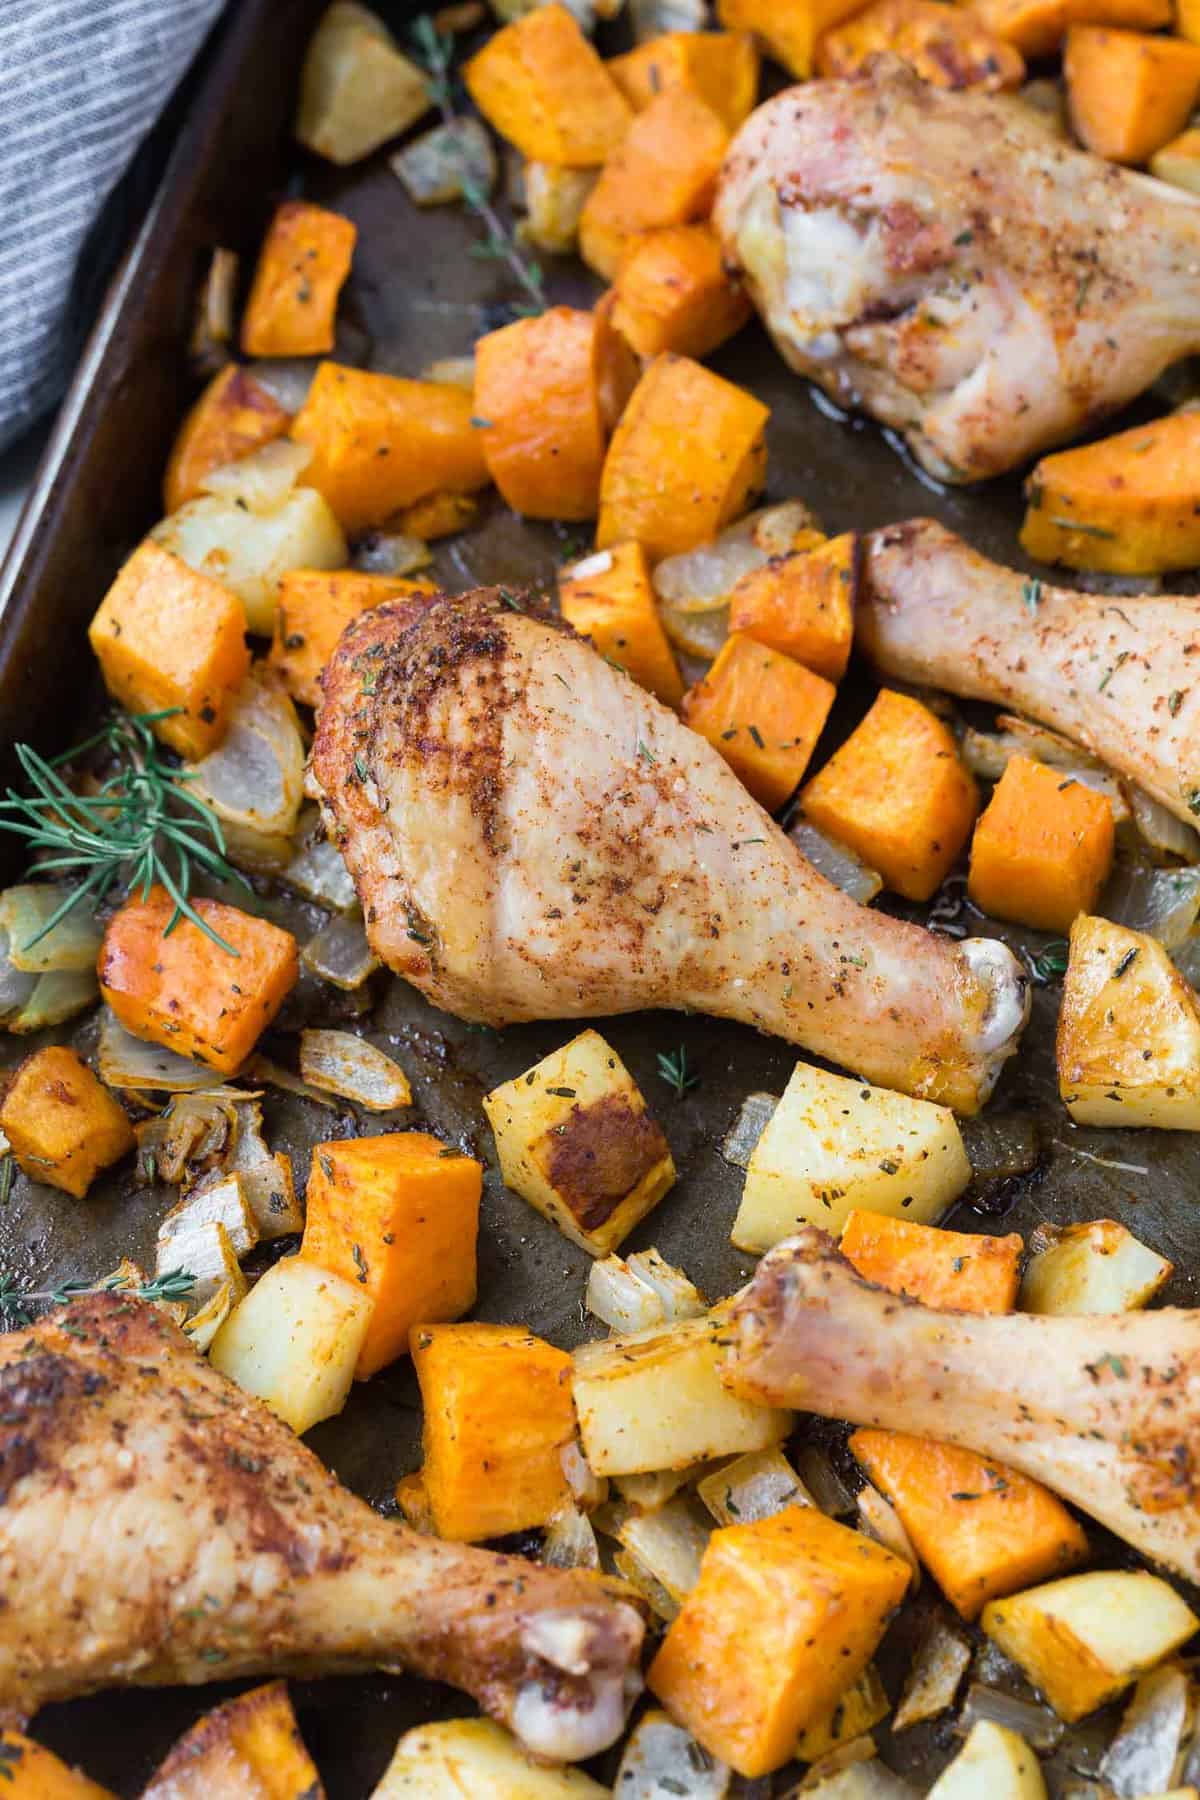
0 1296 643 1758
312 589 1029 1112
726 1230 1200 1580
714 61 1200 481
860 518 1200 826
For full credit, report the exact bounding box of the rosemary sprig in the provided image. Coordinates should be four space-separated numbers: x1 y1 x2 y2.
0 709 245 953
0 1264 196 1329
657 1044 699 1100
411 14 546 316
1029 938 1069 985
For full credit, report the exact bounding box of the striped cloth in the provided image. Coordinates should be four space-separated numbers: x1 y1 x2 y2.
0 0 227 452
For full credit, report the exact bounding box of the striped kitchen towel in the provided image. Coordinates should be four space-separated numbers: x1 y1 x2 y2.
0 0 227 453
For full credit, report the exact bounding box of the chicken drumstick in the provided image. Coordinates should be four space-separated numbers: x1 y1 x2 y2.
725 1229 1200 1580
311 589 1029 1113
0 1295 643 1758
714 61 1200 482
859 518 1200 826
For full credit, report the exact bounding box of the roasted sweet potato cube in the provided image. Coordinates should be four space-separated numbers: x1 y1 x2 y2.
579 89 730 281
394 489 478 539
801 688 978 901
270 569 437 708
717 0 869 77
482 1028 676 1256
0 1729 116 1797
163 365 293 514
607 30 760 131
610 224 751 362
412 1321 577 1540
291 362 489 534
99 887 299 1075
559 541 683 706
301 1132 481 1379
683 633 835 812
140 1680 322 1798
728 532 856 681
852 1429 1087 1621
1021 411 1200 575
648 1508 910 1776
474 304 637 520
1066 27 1200 164
88 542 250 761
839 1210 1023 1314
240 200 357 358
969 754 1115 933
970 0 1169 56
598 354 768 560
0 1046 133 1199
816 0 1026 90
465 3 632 166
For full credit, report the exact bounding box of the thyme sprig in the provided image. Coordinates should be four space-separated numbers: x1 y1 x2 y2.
1029 938 1070 985
411 14 546 316
0 710 244 953
0 1265 196 1329
657 1044 699 1100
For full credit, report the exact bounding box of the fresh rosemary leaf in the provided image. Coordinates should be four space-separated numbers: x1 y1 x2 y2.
657 1044 699 1100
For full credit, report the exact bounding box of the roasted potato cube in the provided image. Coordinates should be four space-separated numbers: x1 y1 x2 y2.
296 1 431 166
982 1570 1199 1722
1020 1218 1173 1314
209 1256 370 1433
371 1718 609 1796
926 1720 1047 1799
0 1047 133 1199
519 160 599 253
1057 915 1200 1128
483 1028 676 1255
732 1059 970 1253
88 542 250 760
0 1729 115 1797
572 1310 792 1475
140 1680 322 1799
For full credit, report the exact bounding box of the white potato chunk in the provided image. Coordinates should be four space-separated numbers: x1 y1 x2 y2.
613 1709 731 1799
572 1310 791 1476
209 1256 370 1434
296 2 431 167
925 1721 1046 1799
370 1717 609 1797
1058 916 1200 1128
484 1029 675 1256
696 1445 814 1526
1020 1219 1173 1315
151 487 346 636
519 162 599 253
732 1059 970 1253
982 1570 1199 1723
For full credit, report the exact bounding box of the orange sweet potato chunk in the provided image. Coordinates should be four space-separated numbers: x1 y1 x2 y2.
839 1210 1023 1314
648 1508 910 1776
817 0 1025 89
969 0 1169 56
967 754 1115 933
801 689 977 901
607 31 760 131
598 354 768 560
728 532 856 680
474 304 638 520
99 887 299 1075
559 541 684 706
88 542 250 761
579 88 730 281
163 365 292 514
302 1133 481 1379
240 200 357 358
717 0 867 77
610 224 752 361
1022 411 1200 574
291 362 490 534
1065 27 1200 163
683 633 835 811
394 490 478 540
411 1321 576 1540
465 3 633 166
851 1428 1088 1619
0 1729 116 1798
0 1047 133 1200
270 569 437 708
140 1681 321 1798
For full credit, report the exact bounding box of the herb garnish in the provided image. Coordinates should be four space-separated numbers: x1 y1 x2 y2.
657 1045 699 1100
0 1265 195 1328
1020 577 1042 617
1030 939 1069 984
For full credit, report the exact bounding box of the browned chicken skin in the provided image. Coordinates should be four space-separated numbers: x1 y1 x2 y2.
0 1297 643 1758
311 588 1029 1113
725 1229 1200 1580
